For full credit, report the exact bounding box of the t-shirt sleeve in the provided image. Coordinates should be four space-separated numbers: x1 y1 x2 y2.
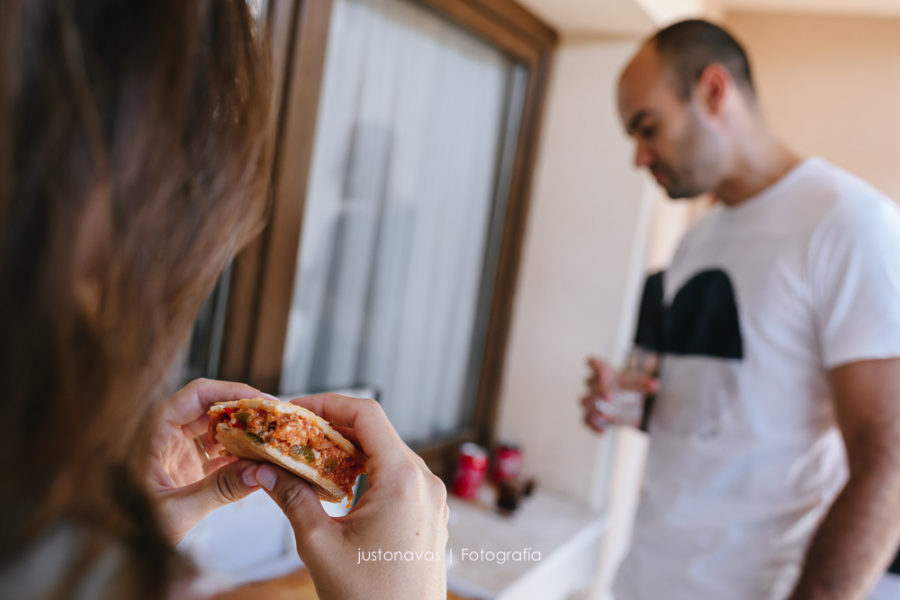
809 195 900 369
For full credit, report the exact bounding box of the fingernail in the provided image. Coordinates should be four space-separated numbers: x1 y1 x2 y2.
241 465 259 487
256 464 277 490
261 392 282 402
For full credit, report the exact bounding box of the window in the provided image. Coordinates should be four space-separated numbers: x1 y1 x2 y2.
278 0 528 446
187 0 556 476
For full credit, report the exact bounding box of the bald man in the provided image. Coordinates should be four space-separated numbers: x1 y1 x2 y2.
581 19 900 600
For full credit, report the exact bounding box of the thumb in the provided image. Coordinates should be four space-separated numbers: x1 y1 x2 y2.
157 460 260 544
255 464 333 546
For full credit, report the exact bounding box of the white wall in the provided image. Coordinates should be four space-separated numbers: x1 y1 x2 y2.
494 37 655 507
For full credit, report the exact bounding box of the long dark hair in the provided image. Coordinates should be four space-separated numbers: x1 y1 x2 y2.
0 0 271 595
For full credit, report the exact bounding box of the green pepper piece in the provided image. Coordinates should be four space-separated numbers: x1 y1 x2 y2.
245 432 263 444
291 444 315 463
234 411 250 426
325 458 338 473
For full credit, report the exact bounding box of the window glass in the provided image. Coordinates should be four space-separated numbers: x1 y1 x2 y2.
280 0 526 444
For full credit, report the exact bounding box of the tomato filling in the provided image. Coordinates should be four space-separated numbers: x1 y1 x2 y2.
210 407 365 497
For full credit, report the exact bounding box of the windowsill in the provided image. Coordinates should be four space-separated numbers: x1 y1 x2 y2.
446 486 607 600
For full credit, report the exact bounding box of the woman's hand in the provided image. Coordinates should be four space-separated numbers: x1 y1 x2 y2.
145 378 269 545
255 394 449 600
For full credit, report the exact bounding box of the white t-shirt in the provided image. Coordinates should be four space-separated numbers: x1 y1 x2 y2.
614 158 900 599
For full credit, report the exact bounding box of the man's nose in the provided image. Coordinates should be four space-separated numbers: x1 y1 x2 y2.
634 143 654 168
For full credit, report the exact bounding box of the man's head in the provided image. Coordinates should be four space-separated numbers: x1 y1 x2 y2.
617 19 756 198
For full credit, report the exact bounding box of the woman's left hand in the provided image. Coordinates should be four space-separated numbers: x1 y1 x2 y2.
145 378 269 545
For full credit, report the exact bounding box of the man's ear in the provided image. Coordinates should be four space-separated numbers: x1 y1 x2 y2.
696 63 731 115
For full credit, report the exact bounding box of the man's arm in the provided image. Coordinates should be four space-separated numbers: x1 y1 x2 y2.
789 358 900 600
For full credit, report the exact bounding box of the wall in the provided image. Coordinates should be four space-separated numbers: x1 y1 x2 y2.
725 11 900 203
494 38 654 506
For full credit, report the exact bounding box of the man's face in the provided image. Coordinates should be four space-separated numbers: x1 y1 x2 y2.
617 45 722 199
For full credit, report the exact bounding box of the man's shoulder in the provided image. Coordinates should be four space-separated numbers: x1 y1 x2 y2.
796 158 896 215
805 159 900 242
755 157 900 242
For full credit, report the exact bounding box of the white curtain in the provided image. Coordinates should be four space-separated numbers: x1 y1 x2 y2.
279 0 518 443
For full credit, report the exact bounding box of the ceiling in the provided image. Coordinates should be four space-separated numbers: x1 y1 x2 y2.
515 0 900 36
723 0 900 17
515 0 650 37
515 0 705 36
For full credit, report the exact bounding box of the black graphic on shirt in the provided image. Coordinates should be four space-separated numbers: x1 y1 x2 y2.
634 271 666 353
664 269 744 360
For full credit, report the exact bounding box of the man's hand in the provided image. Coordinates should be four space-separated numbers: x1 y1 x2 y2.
145 378 271 545
789 358 900 599
580 356 658 432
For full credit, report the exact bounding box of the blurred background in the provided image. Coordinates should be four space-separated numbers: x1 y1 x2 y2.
175 1 900 598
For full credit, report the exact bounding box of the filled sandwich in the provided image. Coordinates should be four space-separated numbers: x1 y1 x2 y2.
208 397 366 502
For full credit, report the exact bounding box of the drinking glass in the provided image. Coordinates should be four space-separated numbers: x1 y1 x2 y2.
593 347 658 427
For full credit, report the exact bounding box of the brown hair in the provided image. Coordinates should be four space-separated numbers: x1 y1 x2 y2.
651 19 756 101
0 0 271 595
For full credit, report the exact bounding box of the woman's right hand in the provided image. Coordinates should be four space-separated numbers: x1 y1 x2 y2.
253 394 448 600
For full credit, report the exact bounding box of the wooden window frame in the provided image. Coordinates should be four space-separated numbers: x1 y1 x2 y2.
219 0 557 478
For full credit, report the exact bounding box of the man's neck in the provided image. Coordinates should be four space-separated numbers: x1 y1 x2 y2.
713 125 802 207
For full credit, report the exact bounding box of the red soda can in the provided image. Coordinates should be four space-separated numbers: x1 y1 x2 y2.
492 443 523 483
452 443 488 499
